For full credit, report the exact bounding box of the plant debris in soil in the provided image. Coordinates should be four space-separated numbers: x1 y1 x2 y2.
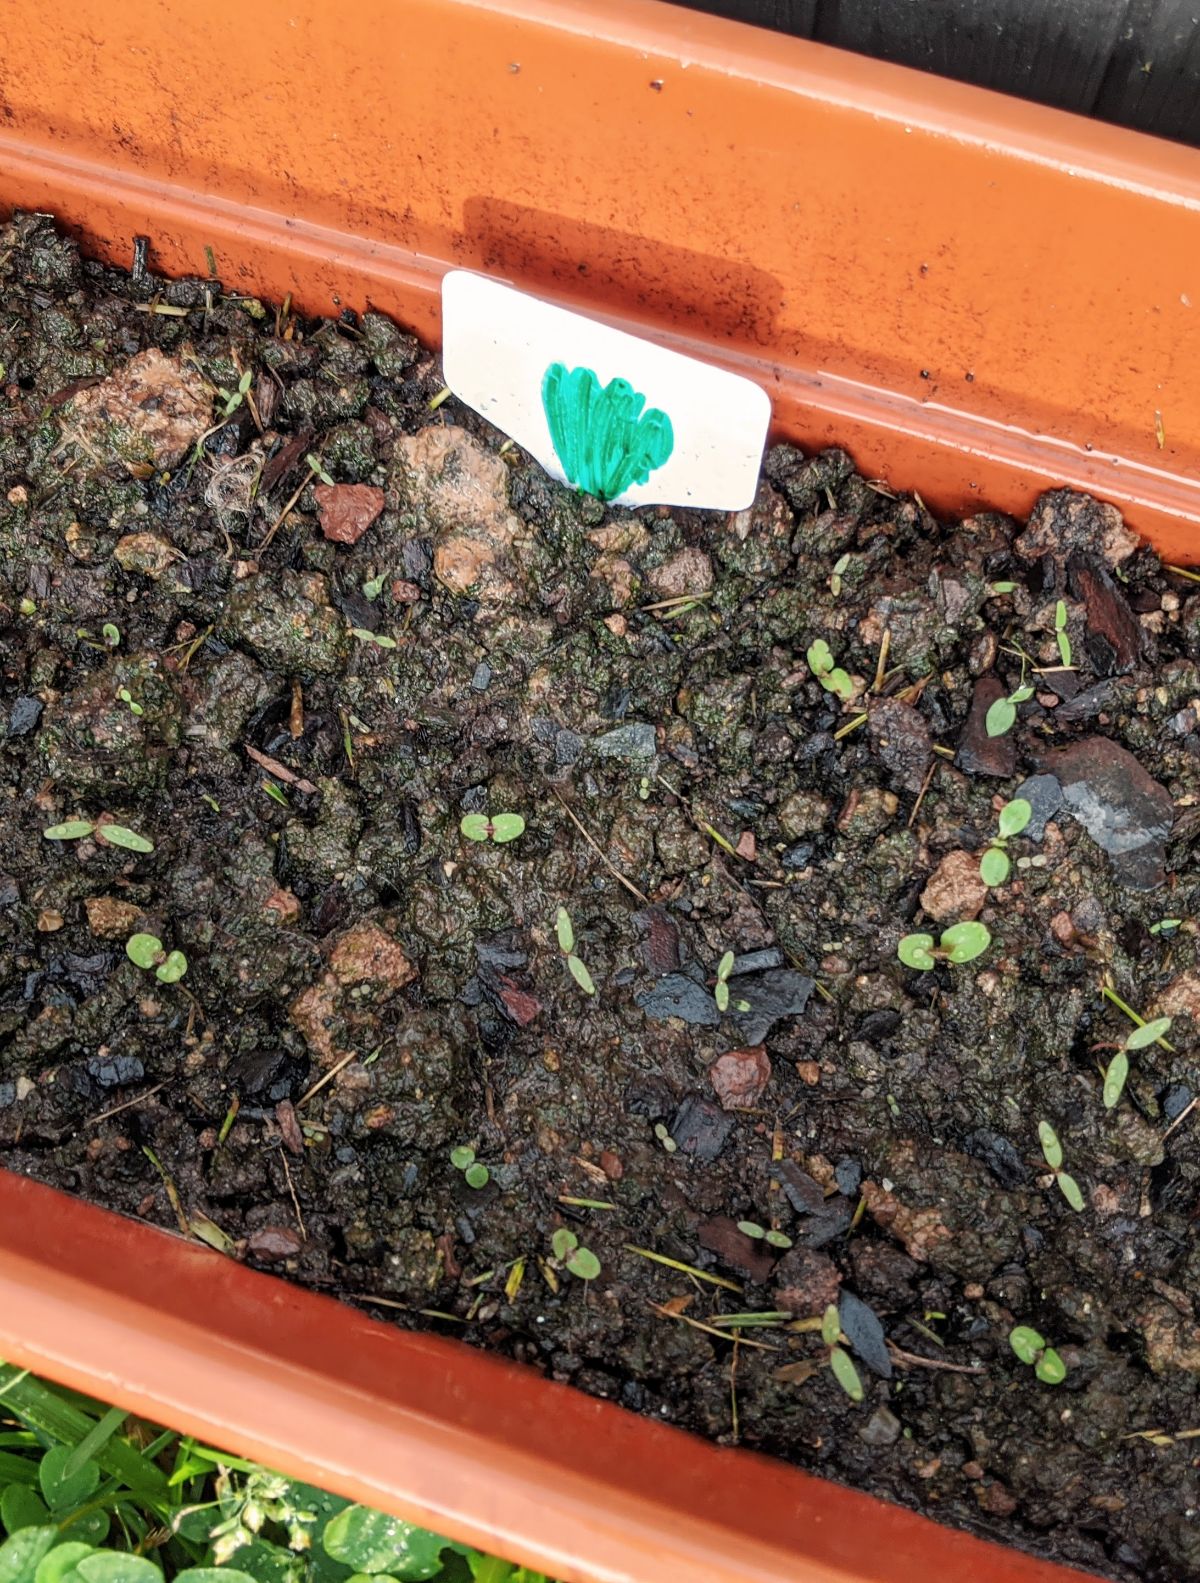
3 212 1200 1582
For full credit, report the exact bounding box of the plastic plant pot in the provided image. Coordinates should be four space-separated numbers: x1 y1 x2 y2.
0 3 1194 1580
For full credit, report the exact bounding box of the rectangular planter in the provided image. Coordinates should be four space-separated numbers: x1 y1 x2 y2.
0 3 1196 1580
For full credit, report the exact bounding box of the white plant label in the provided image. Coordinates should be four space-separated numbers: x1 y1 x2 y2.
441 270 770 512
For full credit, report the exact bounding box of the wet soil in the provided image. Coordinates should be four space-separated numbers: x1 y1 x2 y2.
3 212 1200 1581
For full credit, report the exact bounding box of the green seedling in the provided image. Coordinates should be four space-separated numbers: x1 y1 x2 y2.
713 950 750 1013
555 906 596 995
450 1144 490 1189
988 580 1017 596
737 1220 793 1250
117 686 144 717
18 596 36 616
216 367 253 417
985 680 1035 737
979 796 1032 887
102 622 121 648
550 1227 601 1281
1054 600 1072 667
1149 918 1183 935
541 362 673 500
305 451 335 487
653 1122 677 1154
821 1304 864 1402
126 933 188 984
460 812 526 844
897 920 991 971
830 553 851 597
1038 1120 1084 1211
43 819 153 853
348 627 397 649
1101 1014 1173 1109
806 638 855 702
361 571 387 601
1010 1324 1067 1384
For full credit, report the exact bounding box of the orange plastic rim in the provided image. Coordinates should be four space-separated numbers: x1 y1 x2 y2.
0 1174 1093 1583
0 0 1199 556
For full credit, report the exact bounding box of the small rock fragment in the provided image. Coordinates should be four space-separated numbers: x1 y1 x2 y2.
669 1094 733 1162
85 895 143 939
920 850 988 922
69 349 210 468
1038 736 1173 890
637 973 720 1026
773 1246 842 1315
838 1290 893 1378
247 1226 305 1261
8 696 42 736
697 1215 777 1282
328 921 417 992
114 532 180 580
314 482 385 544
1013 773 1063 841
860 1407 902 1447
593 722 657 762
731 968 814 1044
956 676 1016 778
1015 488 1138 569
648 547 713 599
1069 553 1142 672
36 909 64 933
708 1044 771 1109
868 697 932 792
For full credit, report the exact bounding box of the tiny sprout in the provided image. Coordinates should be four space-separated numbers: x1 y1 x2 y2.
43 819 96 842
1149 918 1183 935
821 1304 863 1402
43 819 154 853
736 1220 793 1249
551 1227 599 1280
349 628 397 649
555 906 596 995
1038 1120 1083 1211
305 451 335 487
18 597 36 616
460 812 526 844
218 367 254 417
1054 600 1072 667
102 622 121 647
830 553 851 597
117 686 144 717
126 933 187 984
988 581 1016 596
806 639 855 702
654 1121 677 1154
1009 1325 1067 1385
1103 1015 1173 1108
450 1145 490 1188
361 572 386 601
714 949 734 1012
897 920 991 970
985 682 1035 738
980 796 1031 888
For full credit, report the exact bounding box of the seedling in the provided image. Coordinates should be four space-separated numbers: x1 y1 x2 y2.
348 627 397 649
555 906 596 994
102 621 121 647
830 553 851 596
1054 600 1072 667
988 580 1017 596
1149 918 1183 935
653 1122 677 1153
822 1303 864 1402
43 819 154 853
305 451 335 486
550 1226 601 1281
737 1220 793 1250
450 1144 490 1189
217 367 253 417
713 950 750 1013
1101 1015 1173 1109
897 920 991 970
460 811 526 843
985 660 1035 737
117 685 144 717
1010 1324 1067 1384
361 571 386 601
126 932 188 983
806 638 854 702
1038 1120 1084 1211
979 796 1031 887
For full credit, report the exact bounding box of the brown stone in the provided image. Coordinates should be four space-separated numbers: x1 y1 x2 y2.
114 532 181 580
36 908 64 933
1156 970 1200 1023
69 349 210 468
394 427 530 607
329 921 417 991
648 547 713 599
314 482 385 544
697 1215 776 1283
85 895 143 939
956 676 1017 778
772 1247 842 1316
708 1044 771 1109
920 850 988 922
246 1226 304 1261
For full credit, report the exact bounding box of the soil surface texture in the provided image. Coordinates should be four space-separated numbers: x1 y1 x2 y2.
3 213 1200 1582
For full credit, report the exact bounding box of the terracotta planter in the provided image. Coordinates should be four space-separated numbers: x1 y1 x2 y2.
0 3 1194 1579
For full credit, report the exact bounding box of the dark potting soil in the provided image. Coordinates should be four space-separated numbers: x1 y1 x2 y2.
2 211 1200 1582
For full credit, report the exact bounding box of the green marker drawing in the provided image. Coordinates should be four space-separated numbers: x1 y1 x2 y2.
541 362 674 500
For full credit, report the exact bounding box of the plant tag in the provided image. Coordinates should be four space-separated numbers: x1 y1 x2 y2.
441 271 770 511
